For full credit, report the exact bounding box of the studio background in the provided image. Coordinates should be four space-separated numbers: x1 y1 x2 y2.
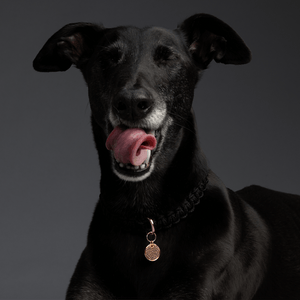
1 0 300 299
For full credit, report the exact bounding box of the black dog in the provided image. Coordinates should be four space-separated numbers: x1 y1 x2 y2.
33 13 300 299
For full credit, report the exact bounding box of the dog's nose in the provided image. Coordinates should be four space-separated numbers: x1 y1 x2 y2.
113 89 154 121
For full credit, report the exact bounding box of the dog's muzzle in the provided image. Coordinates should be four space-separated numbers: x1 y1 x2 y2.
107 88 168 181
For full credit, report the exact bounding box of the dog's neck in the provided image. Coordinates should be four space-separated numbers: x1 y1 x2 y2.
91 116 209 227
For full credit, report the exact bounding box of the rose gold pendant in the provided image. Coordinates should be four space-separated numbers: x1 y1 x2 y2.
145 219 160 262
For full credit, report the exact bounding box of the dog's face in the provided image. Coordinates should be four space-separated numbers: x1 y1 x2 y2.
86 26 199 181
33 14 251 182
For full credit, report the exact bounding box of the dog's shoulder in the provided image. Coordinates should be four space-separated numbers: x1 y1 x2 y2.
236 184 300 235
236 184 300 205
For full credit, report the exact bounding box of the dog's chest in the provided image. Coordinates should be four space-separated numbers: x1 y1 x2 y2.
90 228 205 298
93 222 242 299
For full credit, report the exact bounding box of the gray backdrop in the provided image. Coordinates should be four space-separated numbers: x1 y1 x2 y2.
1 0 300 299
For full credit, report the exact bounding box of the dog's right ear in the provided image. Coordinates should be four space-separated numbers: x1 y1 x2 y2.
33 23 104 72
178 14 251 69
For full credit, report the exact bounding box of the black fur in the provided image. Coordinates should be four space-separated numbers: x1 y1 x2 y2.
33 13 300 299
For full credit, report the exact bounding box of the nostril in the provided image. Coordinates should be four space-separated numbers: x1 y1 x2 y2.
137 100 151 111
116 101 127 111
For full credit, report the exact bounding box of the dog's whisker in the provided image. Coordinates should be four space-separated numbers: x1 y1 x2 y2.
169 116 196 134
168 111 194 125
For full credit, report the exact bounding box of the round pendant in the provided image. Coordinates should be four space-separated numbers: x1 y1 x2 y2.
145 243 160 262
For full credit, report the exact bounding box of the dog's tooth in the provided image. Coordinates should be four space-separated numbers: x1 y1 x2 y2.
149 130 155 136
126 165 131 169
140 164 146 170
134 165 139 170
144 150 151 165
119 163 124 168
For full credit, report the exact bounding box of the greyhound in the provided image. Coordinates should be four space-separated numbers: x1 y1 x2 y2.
33 13 300 300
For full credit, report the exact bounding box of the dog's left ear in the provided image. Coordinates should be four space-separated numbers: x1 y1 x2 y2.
178 13 251 69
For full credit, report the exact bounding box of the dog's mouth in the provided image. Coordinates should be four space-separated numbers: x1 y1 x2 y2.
105 125 161 180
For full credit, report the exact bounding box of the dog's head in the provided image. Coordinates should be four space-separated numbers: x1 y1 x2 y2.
33 14 251 182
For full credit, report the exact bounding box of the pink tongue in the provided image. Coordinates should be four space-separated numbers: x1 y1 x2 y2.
105 126 157 166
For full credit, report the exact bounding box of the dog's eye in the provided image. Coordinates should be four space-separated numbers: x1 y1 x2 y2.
154 46 178 64
101 48 123 65
109 48 123 64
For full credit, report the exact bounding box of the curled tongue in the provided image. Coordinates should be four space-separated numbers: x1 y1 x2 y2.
105 126 157 166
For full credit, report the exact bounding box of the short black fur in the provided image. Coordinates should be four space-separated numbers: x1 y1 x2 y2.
33 13 300 299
